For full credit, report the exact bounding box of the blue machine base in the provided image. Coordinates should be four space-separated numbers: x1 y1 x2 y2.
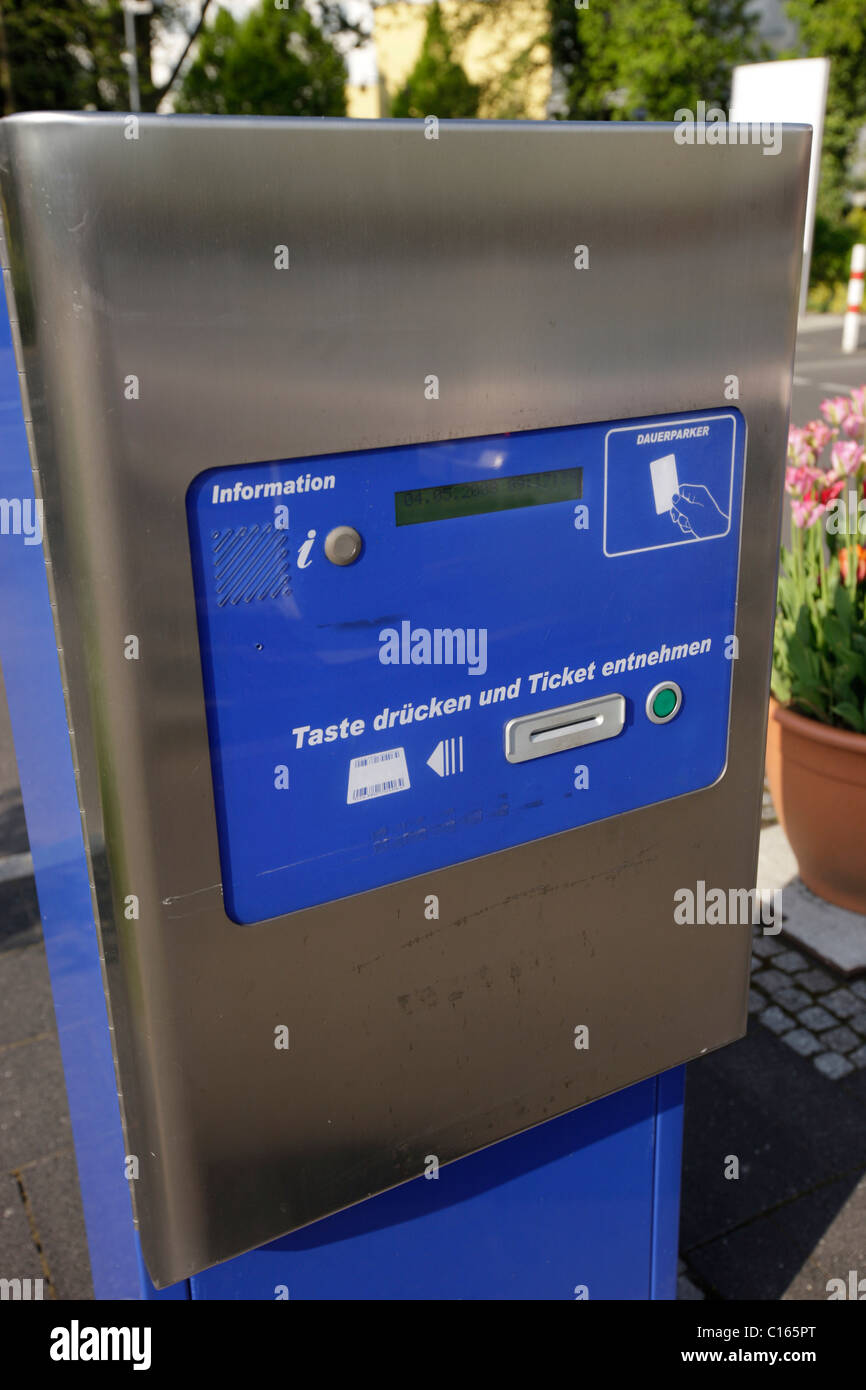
137 1069 684 1301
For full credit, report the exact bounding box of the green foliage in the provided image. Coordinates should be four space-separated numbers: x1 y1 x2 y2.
1 0 199 115
774 534 866 731
176 0 346 117
1 0 96 111
786 0 866 224
1 0 142 113
549 0 767 120
390 1 478 120
547 0 586 94
808 208 866 308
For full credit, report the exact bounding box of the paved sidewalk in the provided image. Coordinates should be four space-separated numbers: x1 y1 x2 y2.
677 789 866 1301
751 937 866 1081
679 995 866 1300
0 940 92 1300
0 660 92 1299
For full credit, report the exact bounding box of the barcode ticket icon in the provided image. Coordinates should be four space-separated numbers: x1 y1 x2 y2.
347 747 411 804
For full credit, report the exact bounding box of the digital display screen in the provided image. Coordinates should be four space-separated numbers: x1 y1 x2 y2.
395 466 583 526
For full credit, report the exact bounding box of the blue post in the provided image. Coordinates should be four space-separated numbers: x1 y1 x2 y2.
0 272 139 1298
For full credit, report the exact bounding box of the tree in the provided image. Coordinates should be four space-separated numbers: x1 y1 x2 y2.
785 0 866 223
0 0 218 116
551 0 767 121
547 0 588 115
175 0 346 117
1 0 361 117
390 1 479 120
1 1 88 112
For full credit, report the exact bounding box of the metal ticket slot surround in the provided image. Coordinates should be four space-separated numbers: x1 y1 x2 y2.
0 114 809 1294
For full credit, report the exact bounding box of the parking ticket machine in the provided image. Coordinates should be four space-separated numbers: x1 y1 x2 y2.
0 115 809 1296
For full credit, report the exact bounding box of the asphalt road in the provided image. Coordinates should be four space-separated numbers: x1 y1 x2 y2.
793 315 866 425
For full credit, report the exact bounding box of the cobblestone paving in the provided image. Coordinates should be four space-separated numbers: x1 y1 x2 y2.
750 930 866 1079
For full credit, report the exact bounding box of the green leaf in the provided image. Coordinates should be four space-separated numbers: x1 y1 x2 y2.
771 672 791 704
835 583 854 624
832 701 865 733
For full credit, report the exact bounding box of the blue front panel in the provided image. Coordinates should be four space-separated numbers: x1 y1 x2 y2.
188 408 744 923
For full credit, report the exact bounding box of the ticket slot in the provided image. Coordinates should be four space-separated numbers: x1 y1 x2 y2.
504 694 626 764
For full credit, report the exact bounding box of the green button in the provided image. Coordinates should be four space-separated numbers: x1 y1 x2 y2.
652 687 678 719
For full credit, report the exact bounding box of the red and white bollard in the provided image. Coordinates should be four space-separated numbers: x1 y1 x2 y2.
842 243 865 353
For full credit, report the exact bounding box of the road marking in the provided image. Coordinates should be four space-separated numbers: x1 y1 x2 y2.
791 372 861 391
797 315 844 332
794 355 866 369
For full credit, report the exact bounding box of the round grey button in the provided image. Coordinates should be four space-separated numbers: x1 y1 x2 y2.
324 526 362 566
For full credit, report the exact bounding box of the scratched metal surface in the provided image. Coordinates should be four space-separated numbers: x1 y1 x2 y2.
0 114 809 1286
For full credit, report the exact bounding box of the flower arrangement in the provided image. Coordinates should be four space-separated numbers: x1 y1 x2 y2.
772 386 866 731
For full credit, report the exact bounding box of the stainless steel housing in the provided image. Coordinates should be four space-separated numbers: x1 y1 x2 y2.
0 115 809 1286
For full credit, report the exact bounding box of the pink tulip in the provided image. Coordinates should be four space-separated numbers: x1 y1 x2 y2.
785 465 804 495
785 462 823 497
804 419 835 452
830 440 865 476
792 496 820 528
820 396 851 428
787 431 817 471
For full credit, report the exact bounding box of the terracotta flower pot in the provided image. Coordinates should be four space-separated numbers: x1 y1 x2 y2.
765 697 866 915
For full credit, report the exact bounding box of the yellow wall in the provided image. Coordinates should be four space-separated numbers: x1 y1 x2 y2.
346 84 384 119
374 1 552 120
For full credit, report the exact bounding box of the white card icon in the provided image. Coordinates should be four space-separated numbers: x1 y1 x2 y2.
650 453 679 515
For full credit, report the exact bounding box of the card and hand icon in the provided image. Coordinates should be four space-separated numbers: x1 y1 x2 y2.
650 454 679 515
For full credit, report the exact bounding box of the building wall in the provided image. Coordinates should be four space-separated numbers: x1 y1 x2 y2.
750 0 799 52
346 83 384 118
373 0 552 120
365 1 795 123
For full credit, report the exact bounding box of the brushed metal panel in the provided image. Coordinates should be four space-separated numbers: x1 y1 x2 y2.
0 114 809 1286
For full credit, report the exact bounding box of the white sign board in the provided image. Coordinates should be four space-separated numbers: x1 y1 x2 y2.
731 57 830 314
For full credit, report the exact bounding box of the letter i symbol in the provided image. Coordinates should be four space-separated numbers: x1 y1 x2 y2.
297 530 316 568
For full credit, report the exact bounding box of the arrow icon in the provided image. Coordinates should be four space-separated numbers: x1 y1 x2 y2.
427 737 464 777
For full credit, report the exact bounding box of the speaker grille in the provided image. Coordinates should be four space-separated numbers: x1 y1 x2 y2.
210 525 291 606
